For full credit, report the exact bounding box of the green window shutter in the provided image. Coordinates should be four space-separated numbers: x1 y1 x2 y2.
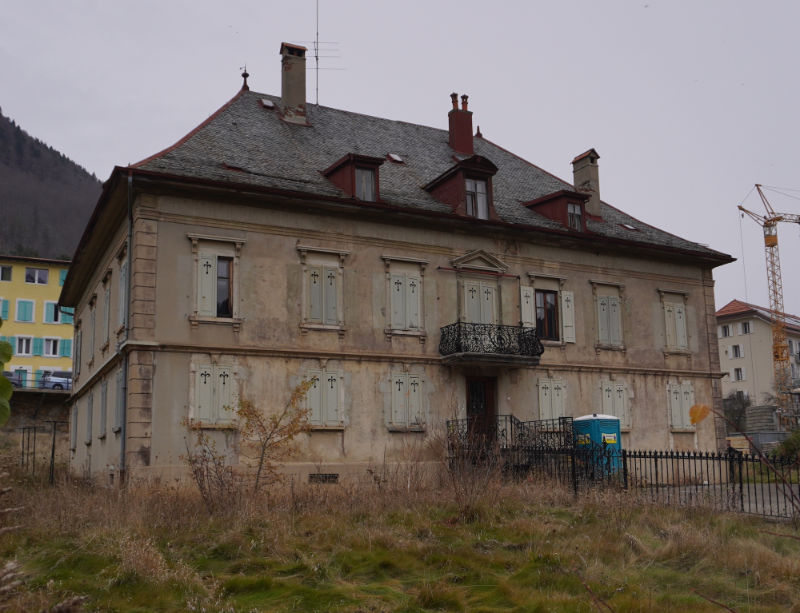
60 338 72 358
597 297 610 343
197 253 217 317
480 284 496 324
390 274 406 329
560 291 576 343
8 337 15 356
114 368 125 430
538 379 552 421
551 380 566 419
59 269 67 286
215 366 234 422
520 286 535 327
601 381 614 414
118 261 128 328
675 305 688 349
391 374 407 426
406 276 421 330
323 267 338 325
194 365 214 422
44 302 55 323
608 297 621 344
465 281 481 323
35 369 43 387
324 371 340 425
32 337 43 356
1 299 10 321
99 380 108 436
18 300 33 322
74 331 81 375
307 266 323 323
306 370 323 425
408 375 423 426
62 307 74 325
85 393 93 445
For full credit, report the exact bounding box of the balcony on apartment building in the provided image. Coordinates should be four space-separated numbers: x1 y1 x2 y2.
438 322 545 366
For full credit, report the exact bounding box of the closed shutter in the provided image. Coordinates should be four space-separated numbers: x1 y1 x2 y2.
74 331 81 375
664 303 677 347
465 281 481 323
614 383 629 427
215 367 234 422
194 365 214 422
115 368 125 430
520 286 535 327
35 369 43 387
118 260 128 328
480 284 496 324
668 384 683 428
675 304 688 349
99 380 108 436
197 253 217 317
89 309 95 354
60 339 72 358
323 267 338 325
390 274 406 329
44 302 55 323
59 269 67 286
19 301 33 322
538 379 552 421
306 370 323 425
0 299 8 321
560 291 576 343
8 337 16 356
32 337 43 356
85 393 93 445
406 276 420 329
391 374 407 425
324 371 340 425
551 380 566 419
681 382 695 429
408 375 423 426
62 307 74 325
308 266 323 323
70 404 78 451
597 297 609 343
103 287 111 343
608 297 621 344
601 380 614 414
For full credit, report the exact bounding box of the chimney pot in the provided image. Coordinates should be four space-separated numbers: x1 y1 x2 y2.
461 94 469 111
450 93 459 110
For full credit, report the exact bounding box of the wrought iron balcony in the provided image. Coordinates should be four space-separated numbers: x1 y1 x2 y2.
438 322 544 365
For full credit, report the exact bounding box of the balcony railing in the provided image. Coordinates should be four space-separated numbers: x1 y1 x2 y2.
438 322 544 359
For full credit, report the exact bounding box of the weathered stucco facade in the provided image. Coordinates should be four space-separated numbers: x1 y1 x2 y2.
61 44 733 482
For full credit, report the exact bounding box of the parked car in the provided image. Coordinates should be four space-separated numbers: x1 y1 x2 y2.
2 371 23 388
39 371 72 391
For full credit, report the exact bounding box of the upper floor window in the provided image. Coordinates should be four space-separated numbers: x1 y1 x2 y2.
521 276 575 344
25 268 48 284
567 203 583 230
660 291 689 351
355 167 376 201
297 245 349 332
16 299 34 323
188 234 245 329
465 178 488 220
464 280 497 324
740 321 751 334
731 344 742 358
720 324 731 337
0 266 10 282
535 290 559 341
382 255 427 338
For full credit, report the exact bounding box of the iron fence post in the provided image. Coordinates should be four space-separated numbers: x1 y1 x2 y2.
738 454 745 513
622 449 629 490
570 445 578 495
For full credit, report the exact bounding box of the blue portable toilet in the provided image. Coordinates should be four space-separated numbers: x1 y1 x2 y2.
573 414 622 474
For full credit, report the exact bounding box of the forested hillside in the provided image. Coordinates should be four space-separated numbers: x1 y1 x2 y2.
0 109 101 259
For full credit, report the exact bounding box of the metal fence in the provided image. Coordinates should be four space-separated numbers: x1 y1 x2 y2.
18 421 68 484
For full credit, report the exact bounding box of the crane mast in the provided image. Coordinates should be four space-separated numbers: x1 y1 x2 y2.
738 184 800 425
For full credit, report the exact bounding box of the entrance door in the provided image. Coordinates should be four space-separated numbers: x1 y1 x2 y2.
466 377 496 444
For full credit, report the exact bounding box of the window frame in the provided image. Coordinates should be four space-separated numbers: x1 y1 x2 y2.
15 336 33 357
601 379 631 429
0 266 11 282
658 289 690 354
297 245 350 335
25 267 48 285
534 289 560 341
668 381 696 431
44 301 61 324
567 202 583 231
538 377 566 421
191 363 237 427
591 281 625 351
740 321 751 334
15 299 34 323
354 166 377 201
304 368 345 429
381 255 428 340
720 324 731 338
387 372 426 431
188 234 245 331
465 178 489 220
733 367 745 381
43 337 59 358
525 274 575 344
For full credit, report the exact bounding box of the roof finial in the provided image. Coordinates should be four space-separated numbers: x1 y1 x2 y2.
476 125 482 138
240 65 250 91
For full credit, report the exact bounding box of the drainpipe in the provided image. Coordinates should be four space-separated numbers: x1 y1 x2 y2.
119 170 134 483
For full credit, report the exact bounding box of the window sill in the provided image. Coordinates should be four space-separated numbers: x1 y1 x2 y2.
186 420 238 431
541 339 563 347
98 434 106 440
663 348 691 357
112 426 121 434
308 425 345 432
595 343 625 353
387 425 426 433
671 428 696 433
189 315 242 332
300 323 346 337
384 329 426 343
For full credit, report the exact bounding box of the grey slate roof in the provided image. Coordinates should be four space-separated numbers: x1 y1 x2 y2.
136 90 728 259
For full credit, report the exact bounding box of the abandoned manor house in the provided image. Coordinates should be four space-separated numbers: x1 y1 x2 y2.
60 43 734 481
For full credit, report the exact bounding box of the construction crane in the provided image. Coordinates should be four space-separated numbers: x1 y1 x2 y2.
738 184 800 425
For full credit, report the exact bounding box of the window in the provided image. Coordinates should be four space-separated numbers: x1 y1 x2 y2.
25 268 48 284
733 367 746 381
189 235 244 327
16 337 32 356
0 266 10 282
535 290 559 341
44 338 59 357
601 380 630 428
567 203 583 230
70 404 78 451
720 324 731 337
538 378 566 420
389 373 425 430
663 301 688 350
298 246 348 330
731 344 742 359
85 392 93 445
16 300 34 322
305 369 343 427
465 178 488 219
464 280 497 324
741 321 751 334
98 379 108 439
89 305 96 360
355 167 376 201
193 364 236 424
597 295 622 346
118 260 128 329
383 256 427 336
44 302 60 324
0 298 8 322
74 329 82 376
114 368 125 432
102 284 111 346
668 381 695 430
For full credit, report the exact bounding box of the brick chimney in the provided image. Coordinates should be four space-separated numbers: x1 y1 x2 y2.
448 93 473 155
280 42 308 124
572 149 601 217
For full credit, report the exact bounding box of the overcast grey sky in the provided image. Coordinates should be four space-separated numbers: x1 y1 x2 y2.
2 0 799 315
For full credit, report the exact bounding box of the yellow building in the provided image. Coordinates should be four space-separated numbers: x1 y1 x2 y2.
0 255 74 388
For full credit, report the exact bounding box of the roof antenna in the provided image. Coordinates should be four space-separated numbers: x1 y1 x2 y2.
240 65 249 91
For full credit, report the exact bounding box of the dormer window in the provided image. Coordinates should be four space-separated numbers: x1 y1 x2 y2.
567 203 582 230
355 167 376 201
465 178 488 219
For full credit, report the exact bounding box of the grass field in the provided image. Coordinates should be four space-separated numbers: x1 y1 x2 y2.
1 457 799 612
